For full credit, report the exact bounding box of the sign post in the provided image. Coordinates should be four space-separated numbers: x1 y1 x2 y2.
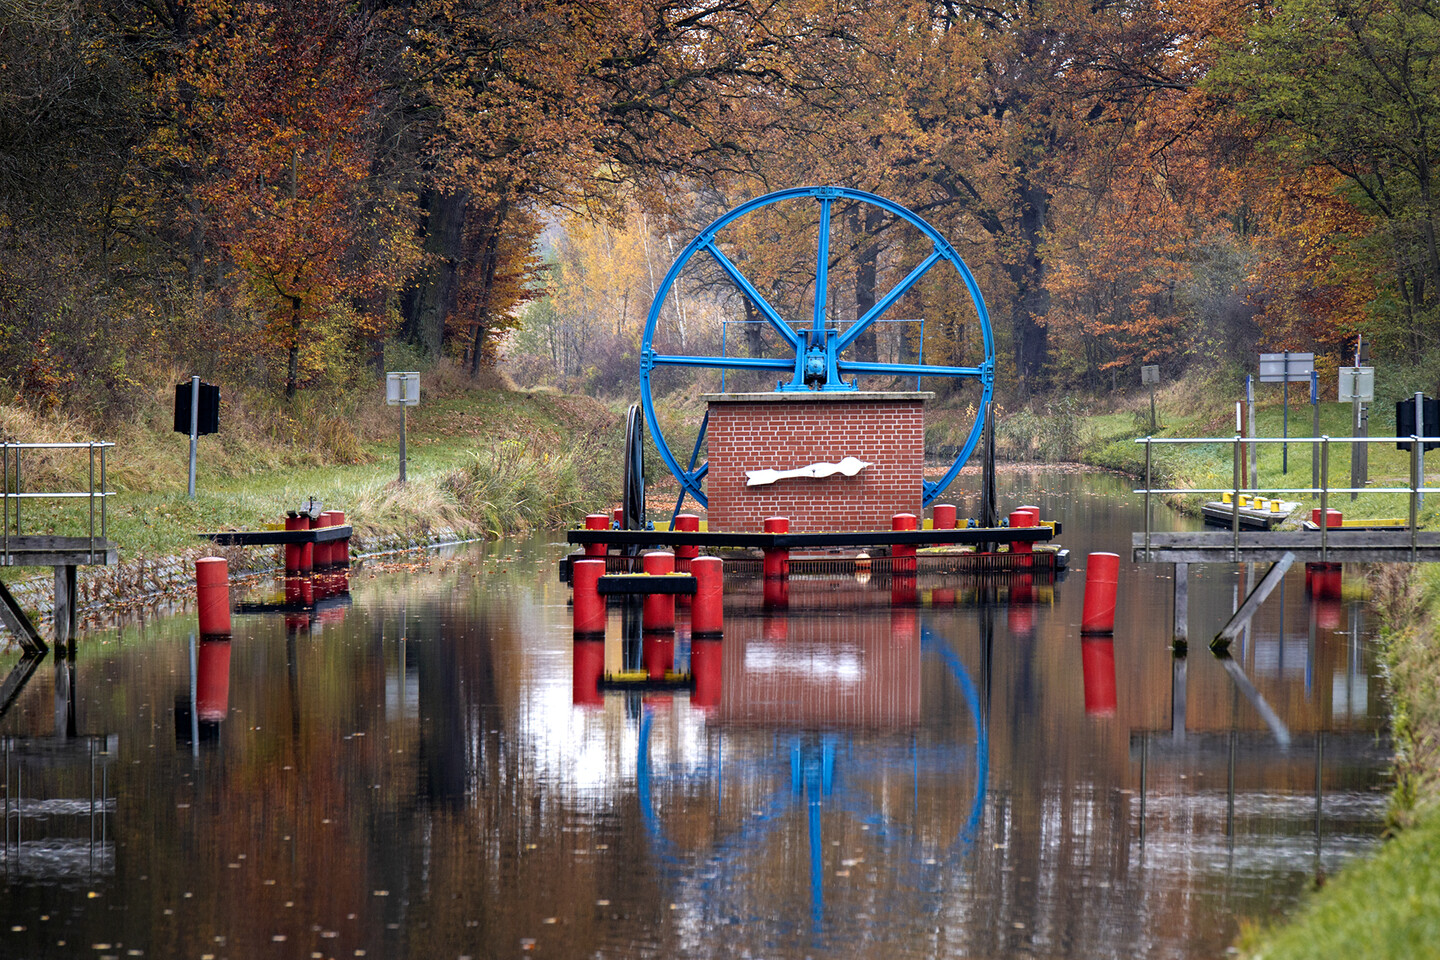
1310 370 1320 492
1141 365 1160 432
1259 352 1315 475
386 372 421 483
1338 361 1374 501
173 377 220 498
1246 375 1258 488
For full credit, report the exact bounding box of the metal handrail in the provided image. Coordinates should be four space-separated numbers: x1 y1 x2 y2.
2 441 114 565
1134 434 1434 563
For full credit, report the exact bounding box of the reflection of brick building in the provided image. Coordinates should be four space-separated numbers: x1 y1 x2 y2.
717 606 920 728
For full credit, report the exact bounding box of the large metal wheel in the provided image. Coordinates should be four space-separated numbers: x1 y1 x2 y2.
639 186 995 510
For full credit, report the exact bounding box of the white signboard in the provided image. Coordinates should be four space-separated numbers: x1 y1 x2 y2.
386 371 420 406
1338 366 1375 402
1258 352 1315 383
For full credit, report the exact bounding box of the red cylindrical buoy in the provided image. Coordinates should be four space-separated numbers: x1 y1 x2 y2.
196 557 231 637
572 639 605 707
284 513 305 574
674 514 700 572
1081 552 1120 634
642 551 676 631
584 513 610 558
691 556 724 636
1081 638 1118 717
762 516 790 581
1018 505 1041 527
331 510 349 567
1009 509 1035 557
612 507 625 529
892 513 918 574
572 559 607 636
196 639 232 722
691 638 723 709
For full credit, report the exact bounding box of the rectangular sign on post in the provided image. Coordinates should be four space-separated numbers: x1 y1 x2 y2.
1338 367 1375 402
1258 352 1315 383
386 372 420 406
173 382 221 435
1141 365 1160 385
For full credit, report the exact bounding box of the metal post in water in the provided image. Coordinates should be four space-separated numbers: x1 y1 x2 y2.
1320 437 1330 561
1143 437 1153 560
188 375 199 499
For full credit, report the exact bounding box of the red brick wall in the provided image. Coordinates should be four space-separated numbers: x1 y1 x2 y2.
705 394 925 532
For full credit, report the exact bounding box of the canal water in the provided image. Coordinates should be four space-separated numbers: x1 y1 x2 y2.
0 469 1390 959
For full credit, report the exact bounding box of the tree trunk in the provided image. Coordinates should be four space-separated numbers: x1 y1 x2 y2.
285 295 302 399
468 199 509 375
401 188 468 358
1006 170 1051 396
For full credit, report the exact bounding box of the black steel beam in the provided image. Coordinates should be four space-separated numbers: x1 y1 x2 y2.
200 525 352 546
596 574 697 595
567 526 1053 549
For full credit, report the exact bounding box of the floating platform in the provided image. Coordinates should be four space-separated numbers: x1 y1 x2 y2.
1201 500 1300 530
198 525 352 546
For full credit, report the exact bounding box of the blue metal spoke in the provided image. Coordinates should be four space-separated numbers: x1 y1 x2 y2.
837 250 943 352
838 360 986 379
704 242 802 351
648 352 794 373
814 198 832 336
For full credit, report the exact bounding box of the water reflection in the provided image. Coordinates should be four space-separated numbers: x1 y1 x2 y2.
0 474 1395 959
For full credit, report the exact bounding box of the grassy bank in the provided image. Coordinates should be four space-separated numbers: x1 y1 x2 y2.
1 365 631 620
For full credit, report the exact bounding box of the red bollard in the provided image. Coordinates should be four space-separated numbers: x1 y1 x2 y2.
572 559 606 637
300 513 314 574
691 556 724 636
612 507 625 529
1009 509 1035 557
642 551 676 631
196 639 232 722
196 557 231 637
932 503 956 547
331 510 349 568
1081 552 1120 634
573 639 605 707
673 513 701 572
691 638 722 709
1018 505 1041 526
892 513 918 574
584 513 610 558
284 513 305 574
762 517 790 581
1081 638 1117 717
315 511 336 568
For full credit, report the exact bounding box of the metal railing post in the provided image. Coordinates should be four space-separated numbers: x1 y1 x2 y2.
13 444 19 534
100 444 107 542
1232 436 1241 561
1320 436 1329 561
1144 437 1153 561
88 443 96 564
2 440 8 564
1412 435 1421 562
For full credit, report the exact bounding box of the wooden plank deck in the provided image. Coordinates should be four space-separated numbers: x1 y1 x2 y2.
1133 529 1440 564
0 535 117 567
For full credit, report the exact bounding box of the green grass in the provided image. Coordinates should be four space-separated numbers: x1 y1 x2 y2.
1238 809 1440 960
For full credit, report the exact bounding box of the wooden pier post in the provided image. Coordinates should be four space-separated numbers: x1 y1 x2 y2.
1173 562 1188 653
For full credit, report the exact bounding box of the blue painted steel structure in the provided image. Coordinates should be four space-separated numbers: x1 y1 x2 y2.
639 186 996 511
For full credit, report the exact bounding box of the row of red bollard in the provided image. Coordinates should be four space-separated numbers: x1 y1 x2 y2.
284 510 350 574
572 554 725 638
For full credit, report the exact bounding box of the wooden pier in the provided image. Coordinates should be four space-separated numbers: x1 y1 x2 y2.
1132 529 1440 565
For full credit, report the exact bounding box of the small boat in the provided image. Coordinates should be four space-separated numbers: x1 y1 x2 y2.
1201 497 1300 530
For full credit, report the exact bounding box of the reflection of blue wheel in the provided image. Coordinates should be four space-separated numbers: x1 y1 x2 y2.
635 620 987 922
639 186 996 510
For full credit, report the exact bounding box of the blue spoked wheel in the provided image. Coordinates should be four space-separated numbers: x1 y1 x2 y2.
639 186 995 511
